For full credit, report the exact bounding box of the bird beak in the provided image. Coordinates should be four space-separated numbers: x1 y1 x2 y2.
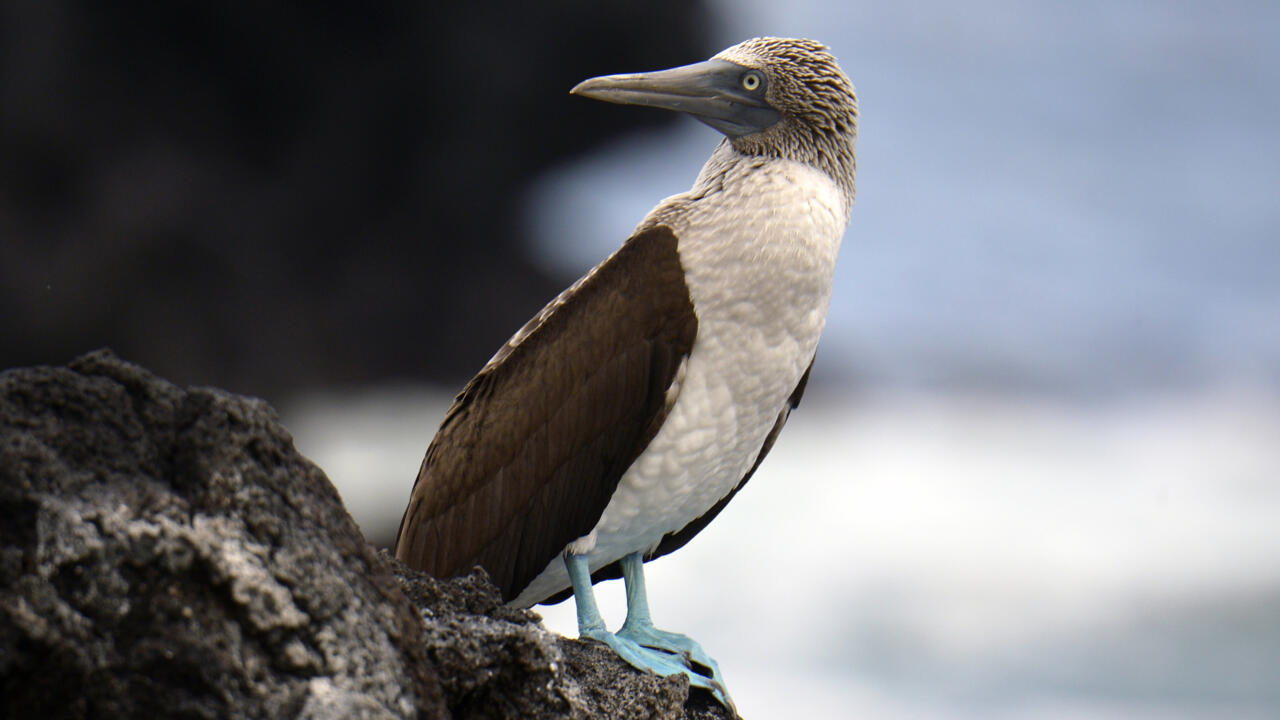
571 58 781 138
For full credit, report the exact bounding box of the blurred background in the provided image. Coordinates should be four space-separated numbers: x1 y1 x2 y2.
4 1 1279 718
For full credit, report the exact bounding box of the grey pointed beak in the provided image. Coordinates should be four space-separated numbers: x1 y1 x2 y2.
571 58 781 138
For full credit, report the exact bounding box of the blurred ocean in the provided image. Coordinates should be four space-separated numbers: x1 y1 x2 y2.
286 2 1280 717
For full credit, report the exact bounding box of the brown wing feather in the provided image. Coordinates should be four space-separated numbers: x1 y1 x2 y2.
540 356 815 604
394 225 697 602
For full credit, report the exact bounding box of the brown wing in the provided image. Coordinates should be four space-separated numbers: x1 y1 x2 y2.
539 356 814 604
394 225 697 602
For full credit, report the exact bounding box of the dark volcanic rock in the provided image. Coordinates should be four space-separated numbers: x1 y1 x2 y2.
0 350 441 719
392 561 736 720
0 351 737 719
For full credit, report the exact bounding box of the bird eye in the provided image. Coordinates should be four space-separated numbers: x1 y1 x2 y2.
741 71 762 92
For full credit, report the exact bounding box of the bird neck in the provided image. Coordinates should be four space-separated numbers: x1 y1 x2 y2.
730 124 857 217
636 137 855 237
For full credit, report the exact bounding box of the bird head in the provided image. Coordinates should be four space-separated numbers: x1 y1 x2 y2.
571 37 858 192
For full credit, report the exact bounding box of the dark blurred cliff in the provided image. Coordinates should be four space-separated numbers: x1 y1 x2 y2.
0 0 711 398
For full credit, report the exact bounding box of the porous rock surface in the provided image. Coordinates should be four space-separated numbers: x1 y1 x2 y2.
0 351 736 719
0 350 439 718
392 561 735 719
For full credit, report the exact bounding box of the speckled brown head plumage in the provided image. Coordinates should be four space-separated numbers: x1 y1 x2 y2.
715 37 859 205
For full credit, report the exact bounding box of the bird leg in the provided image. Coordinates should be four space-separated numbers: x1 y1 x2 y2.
564 551 735 713
615 552 735 712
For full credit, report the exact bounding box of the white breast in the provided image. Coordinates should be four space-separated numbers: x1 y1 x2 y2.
512 152 848 607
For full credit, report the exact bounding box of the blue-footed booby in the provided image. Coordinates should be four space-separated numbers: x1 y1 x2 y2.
395 37 857 711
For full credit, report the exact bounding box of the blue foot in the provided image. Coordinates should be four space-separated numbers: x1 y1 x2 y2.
564 551 737 715
579 625 732 704
617 552 736 713
617 620 725 685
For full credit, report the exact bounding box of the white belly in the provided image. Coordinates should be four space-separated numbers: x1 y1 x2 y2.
512 154 848 607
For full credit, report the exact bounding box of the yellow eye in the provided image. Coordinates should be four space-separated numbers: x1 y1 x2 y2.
741 71 762 91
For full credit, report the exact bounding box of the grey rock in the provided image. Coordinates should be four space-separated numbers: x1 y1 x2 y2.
0 350 737 719
392 561 737 720
0 350 441 719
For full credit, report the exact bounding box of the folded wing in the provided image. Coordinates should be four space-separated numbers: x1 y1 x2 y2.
394 225 698 602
